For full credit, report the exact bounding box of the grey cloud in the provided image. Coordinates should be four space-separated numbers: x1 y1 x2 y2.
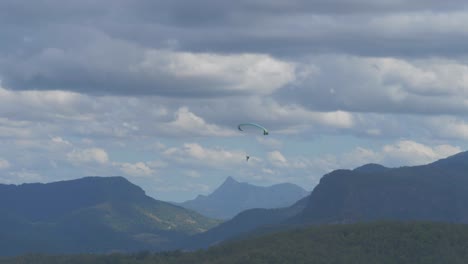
3 1 468 97
1 83 467 145
1 1 468 59
1 25 295 96
1 2 468 141
276 55 468 115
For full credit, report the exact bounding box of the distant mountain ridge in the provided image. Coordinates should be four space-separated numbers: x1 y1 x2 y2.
180 150 468 249
0 176 146 221
292 150 468 224
177 176 309 219
3 150 468 255
182 196 309 249
0 176 219 256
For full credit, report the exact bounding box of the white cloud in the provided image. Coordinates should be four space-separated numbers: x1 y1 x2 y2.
51 136 72 146
375 58 468 97
183 170 201 178
48 136 74 152
261 168 276 175
66 148 109 165
136 50 296 96
163 107 236 137
116 162 155 177
0 117 34 138
211 97 356 133
267 150 289 167
147 160 168 169
288 55 468 115
426 117 468 140
1 2 468 204
8 170 42 182
313 110 355 129
382 140 461 166
284 140 462 177
371 12 468 36
163 143 246 168
328 140 462 169
0 87 80 106
341 147 382 168
3 39 296 97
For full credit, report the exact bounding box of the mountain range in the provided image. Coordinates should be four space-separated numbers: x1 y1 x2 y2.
2 150 468 255
182 150 468 249
0 176 219 256
177 176 309 219
293 151 468 224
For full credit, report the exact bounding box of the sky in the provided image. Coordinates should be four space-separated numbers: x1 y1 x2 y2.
1 0 468 202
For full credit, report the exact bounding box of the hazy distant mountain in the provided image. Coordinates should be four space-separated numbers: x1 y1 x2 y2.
178 176 309 219
182 196 309 249
291 151 468 224
177 150 468 250
5 151 468 255
0 176 219 256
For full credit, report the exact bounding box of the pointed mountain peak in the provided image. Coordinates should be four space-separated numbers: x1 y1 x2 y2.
222 176 240 185
211 177 242 195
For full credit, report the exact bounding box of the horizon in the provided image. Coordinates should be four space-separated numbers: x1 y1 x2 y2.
1 149 465 203
1 1 468 201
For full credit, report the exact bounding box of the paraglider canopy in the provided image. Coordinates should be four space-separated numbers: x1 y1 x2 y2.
238 123 269 135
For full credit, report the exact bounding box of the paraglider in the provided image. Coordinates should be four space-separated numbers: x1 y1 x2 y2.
237 123 269 135
238 123 269 162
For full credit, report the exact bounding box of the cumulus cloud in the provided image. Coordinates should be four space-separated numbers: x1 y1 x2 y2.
162 107 236 137
50 136 72 146
341 147 381 166
278 140 462 177
198 96 356 134
66 148 109 165
183 170 201 178
282 55 468 115
163 143 246 168
336 140 462 168
115 162 155 177
134 50 295 95
426 117 468 140
267 151 288 167
381 140 461 166
2 38 295 97
1 1 468 202
0 87 84 121
8 170 42 182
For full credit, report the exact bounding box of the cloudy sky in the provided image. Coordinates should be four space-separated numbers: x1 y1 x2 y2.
1 0 468 202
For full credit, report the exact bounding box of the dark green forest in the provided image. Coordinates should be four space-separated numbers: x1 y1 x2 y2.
3 221 468 264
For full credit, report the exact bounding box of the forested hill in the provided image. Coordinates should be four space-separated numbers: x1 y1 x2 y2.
0 176 219 256
292 151 468 224
182 196 309 250
180 150 468 250
3 221 468 264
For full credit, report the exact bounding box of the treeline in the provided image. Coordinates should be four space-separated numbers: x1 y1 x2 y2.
3 221 468 264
